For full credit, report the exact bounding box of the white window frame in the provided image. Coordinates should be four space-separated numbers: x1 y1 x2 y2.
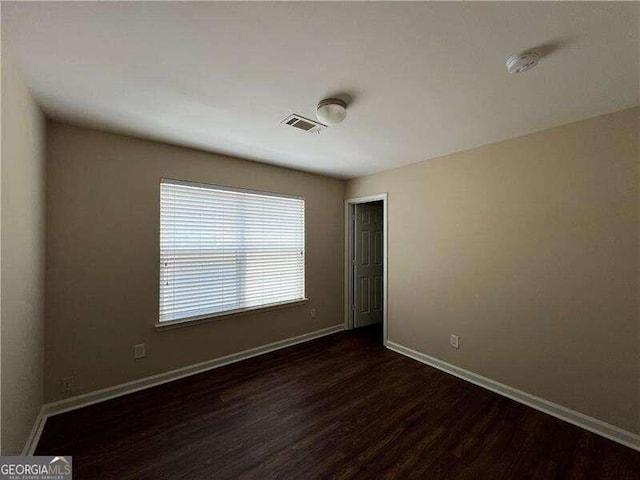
157 178 307 329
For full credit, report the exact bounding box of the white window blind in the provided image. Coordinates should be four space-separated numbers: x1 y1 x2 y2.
160 180 305 323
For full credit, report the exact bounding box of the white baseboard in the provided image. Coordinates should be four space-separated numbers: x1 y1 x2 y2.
24 324 344 455
22 406 48 455
386 340 640 452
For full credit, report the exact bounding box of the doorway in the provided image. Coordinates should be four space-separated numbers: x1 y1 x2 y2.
344 194 387 344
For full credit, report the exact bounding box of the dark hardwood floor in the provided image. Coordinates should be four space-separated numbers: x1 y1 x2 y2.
36 326 639 479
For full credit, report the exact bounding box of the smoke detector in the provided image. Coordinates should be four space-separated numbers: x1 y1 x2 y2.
281 114 326 134
316 98 347 125
506 51 540 74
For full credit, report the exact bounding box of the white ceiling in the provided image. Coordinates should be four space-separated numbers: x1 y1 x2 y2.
3 2 639 179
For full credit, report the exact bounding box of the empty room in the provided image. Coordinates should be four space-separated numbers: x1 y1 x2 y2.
1 1 639 479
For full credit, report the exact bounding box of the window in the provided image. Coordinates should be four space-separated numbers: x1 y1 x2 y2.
159 179 305 323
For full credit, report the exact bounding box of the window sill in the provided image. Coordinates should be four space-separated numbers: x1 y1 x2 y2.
155 298 309 331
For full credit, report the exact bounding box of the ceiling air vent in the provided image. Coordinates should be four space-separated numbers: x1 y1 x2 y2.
281 114 326 134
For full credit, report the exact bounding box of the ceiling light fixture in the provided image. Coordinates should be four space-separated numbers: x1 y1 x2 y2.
506 51 540 74
316 98 347 125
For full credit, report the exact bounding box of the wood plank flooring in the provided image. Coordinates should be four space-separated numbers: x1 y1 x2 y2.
36 326 639 479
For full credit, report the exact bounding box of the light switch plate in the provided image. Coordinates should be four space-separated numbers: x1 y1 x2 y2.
134 343 146 359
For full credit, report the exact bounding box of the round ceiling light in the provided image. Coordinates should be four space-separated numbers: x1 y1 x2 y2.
316 98 347 125
506 51 540 74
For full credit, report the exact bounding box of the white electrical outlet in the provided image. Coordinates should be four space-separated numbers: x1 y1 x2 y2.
134 343 146 359
310 308 317 319
61 377 73 393
450 334 460 349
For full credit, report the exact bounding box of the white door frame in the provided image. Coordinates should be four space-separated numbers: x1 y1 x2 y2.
344 193 388 345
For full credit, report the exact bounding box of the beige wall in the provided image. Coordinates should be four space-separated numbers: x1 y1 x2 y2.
45 122 344 402
1 54 46 454
347 108 640 434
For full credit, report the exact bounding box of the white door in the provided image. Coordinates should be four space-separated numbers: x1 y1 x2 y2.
354 203 383 328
